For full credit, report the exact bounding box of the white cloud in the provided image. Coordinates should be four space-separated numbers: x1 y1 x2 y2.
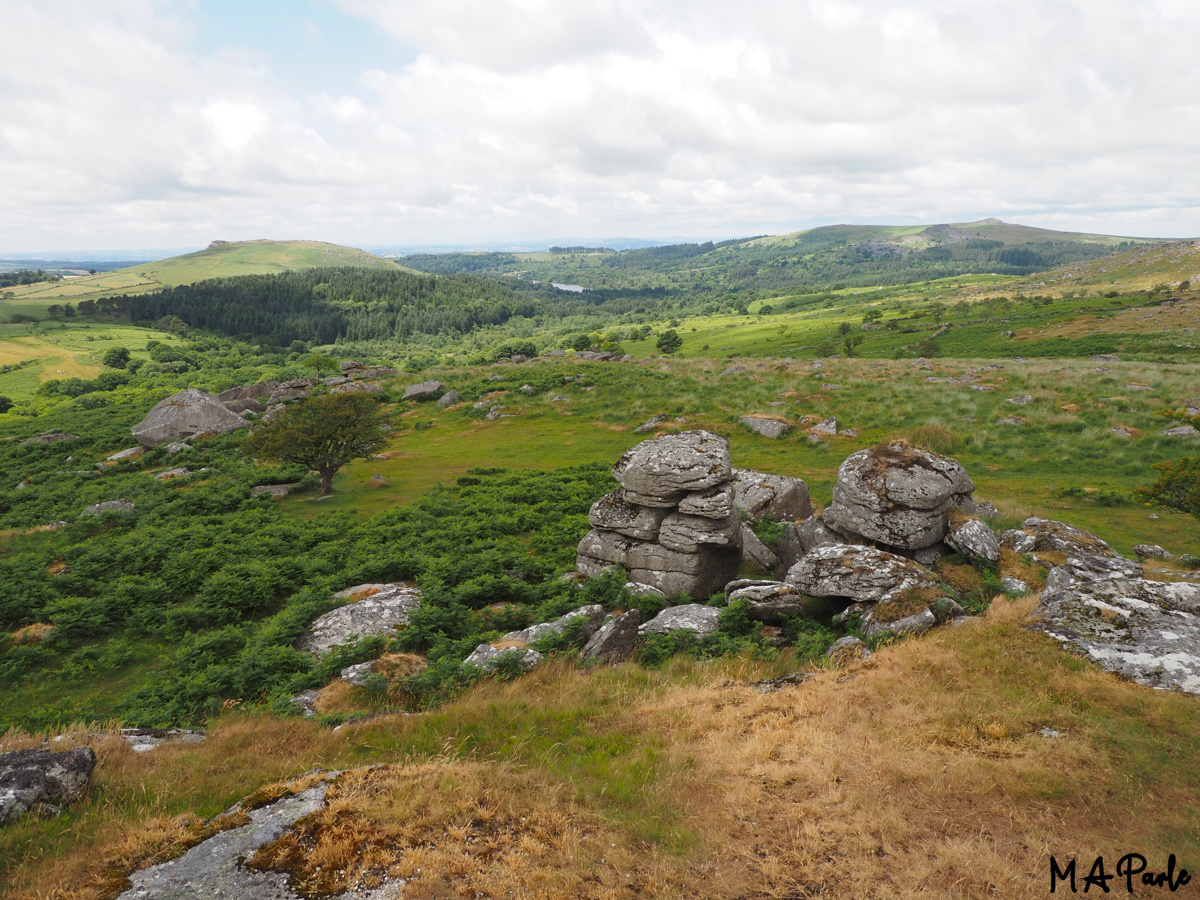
2 0 1200 249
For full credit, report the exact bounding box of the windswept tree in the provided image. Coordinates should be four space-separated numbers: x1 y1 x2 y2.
243 392 389 496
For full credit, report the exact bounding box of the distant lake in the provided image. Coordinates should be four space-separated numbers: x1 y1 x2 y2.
551 282 585 292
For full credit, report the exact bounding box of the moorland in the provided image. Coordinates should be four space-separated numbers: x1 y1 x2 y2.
1 222 1199 898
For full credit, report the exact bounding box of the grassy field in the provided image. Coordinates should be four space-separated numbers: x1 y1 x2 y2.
0 240 400 303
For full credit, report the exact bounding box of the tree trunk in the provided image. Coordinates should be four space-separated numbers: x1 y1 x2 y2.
319 467 335 496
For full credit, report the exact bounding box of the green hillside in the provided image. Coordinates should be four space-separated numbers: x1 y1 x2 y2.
401 218 1157 296
0 240 400 305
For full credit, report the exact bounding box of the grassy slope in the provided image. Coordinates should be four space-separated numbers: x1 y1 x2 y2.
0 240 399 304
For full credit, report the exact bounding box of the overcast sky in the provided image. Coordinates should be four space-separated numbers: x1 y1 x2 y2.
4 0 1200 252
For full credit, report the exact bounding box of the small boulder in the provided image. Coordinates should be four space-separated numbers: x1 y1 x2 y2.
1159 425 1199 439
436 389 460 408
403 380 445 401
250 483 298 499
1001 576 1029 594
581 610 642 663
731 469 813 521
462 645 544 672
296 583 422 656
638 604 722 636
0 748 96 824
153 467 191 481
1134 543 1174 560
132 388 249 447
740 416 791 439
81 498 134 517
634 414 669 434
500 605 605 647
786 544 941 605
20 432 78 447
625 582 666 597
809 417 838 436
331 381 384 395
826 635 872 665
943 515 1001 564
106 446 144 461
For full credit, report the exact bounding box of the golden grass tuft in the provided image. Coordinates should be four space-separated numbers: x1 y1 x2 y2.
7 622 55 645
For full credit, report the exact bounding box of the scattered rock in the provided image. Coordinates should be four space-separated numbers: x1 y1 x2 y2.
752 671 814 692
721 365 747 376
725 581 805 623
250 483 298 499
20 432 78 447
581 610 642 663
810 417 838 435
519 384 534 394
786 544 941 605
81 498 134 517
462 645 544 672
106 446 144 461
826 636 872 665
296 583 422 656
1008 517 1118 559
290 690 321 717
164 441 190 454
731 469 813 522
1134 544 1174 560
944 515 1001 564
1007 395 1033 405
120 728 206 754
634 414 669 434
740 416 791 439
0 748 96 824
1090 354 1120 362
1159 425 1199 438
996 416 1024 425
402 380 445 401
974 500 1000 519
436 389 460 408
1001 576 1029 594
132 388 249 447
153 467 191 481
639 604 722 636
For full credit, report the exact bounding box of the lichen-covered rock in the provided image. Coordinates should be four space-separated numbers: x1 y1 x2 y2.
826 636 872 665
575 529 635 573
677 483 735 519
588 490 669 541
730 469 813 522
331 381 384 395
20 432 78 447
81 498 135 516
625 582 666 597
1011 517 1118 558
740 523 778 570
581 609 641 663
1001 576 1030 594
739 416 791 439
500 605 605 646
944 515 1001 564
638 604 722 636
217 381 280 402
462 645 544 672
1134 543 1174 560
774 514 840 579
403 380 445 401
627 542 742 599
611 430 733 504
250 483 298 498
786 543 941 605
0 748 96 824
823 442 975 550
436 389 460 408
864 607 937 638
1000 529 1037 554
725 581 805 623
132 388 250 447
296 583 421 656
658 511 742 553
1031 559 1200 694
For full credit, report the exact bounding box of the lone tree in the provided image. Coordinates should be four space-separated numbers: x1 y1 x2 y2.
656 329 683 355
243 392 389 496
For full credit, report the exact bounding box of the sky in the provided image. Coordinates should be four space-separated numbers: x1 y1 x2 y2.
4 0 1200 253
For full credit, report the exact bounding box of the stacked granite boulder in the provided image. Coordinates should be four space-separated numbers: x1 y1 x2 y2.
576 431 743 598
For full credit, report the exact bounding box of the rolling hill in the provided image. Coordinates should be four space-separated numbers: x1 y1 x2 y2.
0 240 400 305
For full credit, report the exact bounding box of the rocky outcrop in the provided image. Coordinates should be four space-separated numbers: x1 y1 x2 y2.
639 604 722 636
1001 517 1118 561
823 441 975 550
81 498 135 516
296 583 422 656
786 544 940 605
403 380 445 401
217 382 280 402
436 389 460 408
578 432 741 598
725 580 806 623
581 609 641 662
730 469 812 521
331 381 384 395
740 524 779 570
462 645 544 672
132 388 250 447
223 398 266 414
499 605 605 647
944 515 1001 565
0 748 96 824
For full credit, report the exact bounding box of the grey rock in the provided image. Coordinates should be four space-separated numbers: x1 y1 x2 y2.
519 384 534 394
436 389 460 408
20 432 78 447
290 690 320 717
658 511 742 553
624 582 666 597
544 348 565 357
501 604 605 646
1090 354 1121 362
611 430 733 502
740 416 791 439
996 416 1024 425
132 388 249 447
1159 425 1199 438
296 583 422 656
1001 576 1029 593
786 543 941 604
340 661 378 687
402 380 445 401
164 441 190 454
217 381 280 402
485 407 504 420
267 386 310 403
634 414 669 434
625 548 742 599
721 365 747 375
462 645 544 672
726 581 805 623
823 442 975 550
0 748 96 824
741 523 778 570
810 417 838 435
975 500 1000 519
731 469 813 522
107 446 145 461
1032 561 1200 695
323 376 349 386
223 398 265 414
775 513 845 579
908 542 953 567
250 483 298 499
1000 529 1037 554
81 498 134 516
1011 517 1118 558
864 608 938 638
581 610 641 663
944 516 1001 564
575 529 634 571
330 381 384 395
153 467 191 481
677 483 736 519
120 728 206 754
639 603 722 636
1134 543 1174 560
826 636 872 664
1007 395 1033 405
117 785 328 900
589 490 669 541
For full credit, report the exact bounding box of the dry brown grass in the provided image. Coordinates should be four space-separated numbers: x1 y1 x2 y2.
5 604 1200 899
7 622 55 645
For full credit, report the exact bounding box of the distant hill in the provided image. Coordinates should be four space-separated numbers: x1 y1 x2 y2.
1 240 400 304
400 219 1161 295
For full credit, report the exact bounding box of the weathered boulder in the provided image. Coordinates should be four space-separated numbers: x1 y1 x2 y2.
740 524 778 570
944 515 1001 564
677 483 735 519
0 748 96 824
774 514 839 578
1134 543 1174 560
612 430 733 505
739 416 791 439
153 467 190 481
1160 425 1200 439
436 389 460 408
823 442 975 550
581 609 642 662
1031 559 1200 694
106 446 144 461
1001 576 1029 594
331 381 384 395
725 580 805 623
639 604 722 636
132 388 249 447
403 380 445 401
217 382 280 402
625 582 666 597
864 607 938 638
462 645 544 672
223 397 265 414
627 542 742 599
296 583 422 656
81 498 134 516
20 432 78 447
500 605 605 647
250 483 298 498
826 635 872 665
786 544 941 605
634 414 669 434
1005 517 1118 559
589 490 669 541
810 417 838 436
731 469 813 522
658 511 742 553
